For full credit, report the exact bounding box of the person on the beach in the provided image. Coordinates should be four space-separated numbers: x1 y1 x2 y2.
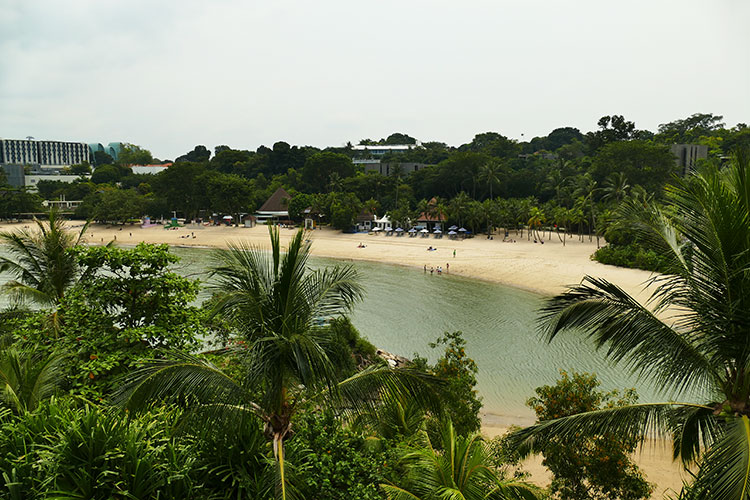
430 267 434 275
424 264 427 272
446 262 449 272
453 249 456 258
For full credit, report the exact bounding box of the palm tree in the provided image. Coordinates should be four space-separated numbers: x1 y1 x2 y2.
117 226 441 499
510 152 750 499
573 174 599 243
479 160 502 200
527 207 545 242
449 192 471 229
0 210 90 307
0 348 67 415
382 419 540 500
601 172 630 204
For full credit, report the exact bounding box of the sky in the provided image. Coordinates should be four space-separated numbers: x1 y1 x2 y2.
1 0 749 161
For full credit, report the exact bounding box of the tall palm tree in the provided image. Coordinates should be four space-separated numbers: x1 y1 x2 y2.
117 226 441 499
382 419 540 500
510 152 750 500
527 207 545 242
0 210 89 307
479 160 502 200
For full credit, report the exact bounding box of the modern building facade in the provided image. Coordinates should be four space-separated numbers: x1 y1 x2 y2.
88 142 123 162
671 144 708 176
0 138 90 168
363 162 430 176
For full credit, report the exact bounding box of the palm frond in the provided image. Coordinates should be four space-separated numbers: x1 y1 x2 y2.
690 415 750 500
113 351 262 424
332 365 445 418
508 402 713 460
540 276 718 396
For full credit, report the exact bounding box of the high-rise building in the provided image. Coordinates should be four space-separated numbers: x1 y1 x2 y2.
0 138 91 168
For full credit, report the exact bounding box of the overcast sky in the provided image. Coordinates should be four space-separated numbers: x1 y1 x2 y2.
1 0 748 160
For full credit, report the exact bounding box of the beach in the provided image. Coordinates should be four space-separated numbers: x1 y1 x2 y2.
0 221 685 496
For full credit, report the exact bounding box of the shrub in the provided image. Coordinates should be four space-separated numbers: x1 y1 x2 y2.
593 243 671 273
527 371 652 500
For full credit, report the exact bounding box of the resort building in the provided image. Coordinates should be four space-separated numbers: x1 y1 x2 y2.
88 142 124 162
355 209 375 232
255 187 292 224
363 162 431 176
671 144 708 176
351 143 421 156
131 163 172 175
25 174 89 192
0 138 90 170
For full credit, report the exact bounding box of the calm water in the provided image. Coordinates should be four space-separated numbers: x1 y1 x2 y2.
0 245 675 423
169 247 673 423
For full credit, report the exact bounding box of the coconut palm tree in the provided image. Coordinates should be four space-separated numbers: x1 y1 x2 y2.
0 211 93 334
601 172 630 204
510 152 750 500
0 211 90 307
117 226 441 499
527 207 545 242
382 419 540 500
480 160 503 200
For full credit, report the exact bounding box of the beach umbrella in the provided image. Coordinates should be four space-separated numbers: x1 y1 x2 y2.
222 215 233 220
449 225 458 230
458 227 467 232
433 228 442 233
372 227 382 231
395 228 404 232
420 228 429 233
448 230 457 235
408 228 417 233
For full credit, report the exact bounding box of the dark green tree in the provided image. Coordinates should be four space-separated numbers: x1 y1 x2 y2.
302 152 355 192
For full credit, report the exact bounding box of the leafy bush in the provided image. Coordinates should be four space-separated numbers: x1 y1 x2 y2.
527 371 652 500
0 401 197 499
289 411 391 500
326 317 378 376
412 331 482 437
593 243 671 273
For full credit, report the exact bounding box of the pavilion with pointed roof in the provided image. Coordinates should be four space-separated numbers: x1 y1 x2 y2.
255 187 292 224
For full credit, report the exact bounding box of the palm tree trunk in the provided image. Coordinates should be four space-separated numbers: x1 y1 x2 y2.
273 433 288 500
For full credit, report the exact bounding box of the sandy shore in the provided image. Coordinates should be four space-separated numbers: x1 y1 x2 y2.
0 221 684 496
53 222 658 299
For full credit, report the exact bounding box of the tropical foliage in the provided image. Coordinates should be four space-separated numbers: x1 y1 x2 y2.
527 371 651 500
381 419 539 500
116 226 443 499
510 152 750 499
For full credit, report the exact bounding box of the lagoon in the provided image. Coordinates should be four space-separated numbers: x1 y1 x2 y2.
169 246 668 424
0 244 669 424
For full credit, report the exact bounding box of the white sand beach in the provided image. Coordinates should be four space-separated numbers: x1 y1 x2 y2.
0 221 686 496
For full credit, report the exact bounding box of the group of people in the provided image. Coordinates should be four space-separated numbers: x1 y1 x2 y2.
424 263 449 275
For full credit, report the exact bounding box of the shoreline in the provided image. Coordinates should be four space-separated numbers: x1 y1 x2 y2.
0 221 682 496
39 221 657 298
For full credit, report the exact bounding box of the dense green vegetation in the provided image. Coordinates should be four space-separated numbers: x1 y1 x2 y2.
4 113 748 273
0 219 546 499
1 117 750 498
511 153 750 500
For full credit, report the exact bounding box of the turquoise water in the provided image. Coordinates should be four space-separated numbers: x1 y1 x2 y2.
0 245 674 424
